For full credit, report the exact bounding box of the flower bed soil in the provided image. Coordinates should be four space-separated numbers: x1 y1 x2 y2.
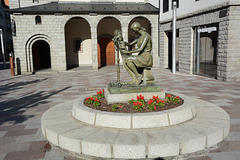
84 93 184 113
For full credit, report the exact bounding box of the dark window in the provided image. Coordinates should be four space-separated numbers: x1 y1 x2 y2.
33 0 39 3
163 0 169 13
195 0 200 1
35 16 41 24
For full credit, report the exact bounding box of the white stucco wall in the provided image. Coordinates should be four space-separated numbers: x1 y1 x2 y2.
160 0 232 21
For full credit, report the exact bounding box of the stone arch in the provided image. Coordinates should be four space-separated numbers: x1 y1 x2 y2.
64 17 91 69
97 16 121 67
128 16 152 42
61 15 91 32
25 34 52 72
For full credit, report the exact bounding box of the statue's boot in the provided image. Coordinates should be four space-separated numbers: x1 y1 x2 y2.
127 79 139 85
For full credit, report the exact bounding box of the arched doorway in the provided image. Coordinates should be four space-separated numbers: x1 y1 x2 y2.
97 17 121 67
98 37 115 67
65 17 91 70
32 40 51 71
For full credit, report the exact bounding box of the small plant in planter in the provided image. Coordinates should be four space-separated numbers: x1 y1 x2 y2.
86 97 94 104
97 89 105 99
156 99 165 107
112 104 123 112
128 98 134 105
172 96 180 103
147 98 156 111
165 94 173 103
93 98 101 107
133 101 143 111
137 95 145 106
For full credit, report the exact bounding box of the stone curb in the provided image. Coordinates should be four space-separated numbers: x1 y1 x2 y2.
72 93 196 129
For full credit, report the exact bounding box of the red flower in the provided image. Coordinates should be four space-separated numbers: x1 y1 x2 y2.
153 95 159 101
102 89 104 93
133 102 138 106
119 105 122 108
90 97 93 100
86 97 89 101
154 106 157 110
97 90 102 95
176 96 179 99
148 99 153 105
94 98 99 102
167 94 171 98
137 95 144 100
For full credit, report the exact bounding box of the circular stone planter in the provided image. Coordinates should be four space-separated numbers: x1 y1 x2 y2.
72 92 196 129
41 92 230 159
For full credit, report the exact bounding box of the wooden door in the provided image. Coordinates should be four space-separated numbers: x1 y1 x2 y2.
106 40 115 65
98 37 115 67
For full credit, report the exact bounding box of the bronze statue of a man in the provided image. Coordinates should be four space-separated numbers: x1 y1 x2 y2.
121 22 154 85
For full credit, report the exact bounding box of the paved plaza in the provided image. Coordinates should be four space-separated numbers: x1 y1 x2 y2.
0 65 240 160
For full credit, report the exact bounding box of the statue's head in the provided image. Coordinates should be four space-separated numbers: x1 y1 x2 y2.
131 22 141 34
131 22 146 34
114 29 122 37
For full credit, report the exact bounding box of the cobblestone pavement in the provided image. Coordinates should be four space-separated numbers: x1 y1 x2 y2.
0 65 240 160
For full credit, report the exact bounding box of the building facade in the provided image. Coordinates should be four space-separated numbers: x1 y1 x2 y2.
159 0 240 82
0 0 12 62
8 0 159 74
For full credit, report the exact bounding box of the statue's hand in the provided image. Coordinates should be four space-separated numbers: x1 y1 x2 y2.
121 50 128 54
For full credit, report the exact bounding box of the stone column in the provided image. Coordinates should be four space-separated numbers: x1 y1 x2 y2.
218 6 240 81
151 16 159 67
159 26 169 69
120 18 129 64
178 27 193 74
90 23 98 70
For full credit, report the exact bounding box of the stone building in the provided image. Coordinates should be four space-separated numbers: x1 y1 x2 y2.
0 0 12 62
8 0 159 74
159 0 240 82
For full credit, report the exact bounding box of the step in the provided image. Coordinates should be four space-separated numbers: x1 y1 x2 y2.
41 97 230 159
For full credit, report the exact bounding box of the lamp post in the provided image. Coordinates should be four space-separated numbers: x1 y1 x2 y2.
172 1 177 74
0 28 6 68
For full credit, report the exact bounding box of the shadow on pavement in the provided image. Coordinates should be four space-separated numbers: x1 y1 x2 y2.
0 78 70 125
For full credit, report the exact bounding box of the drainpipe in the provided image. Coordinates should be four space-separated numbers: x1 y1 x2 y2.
172 1 177 74
158 0 161 66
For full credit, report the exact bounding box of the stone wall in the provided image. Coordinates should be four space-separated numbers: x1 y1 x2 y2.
11 13 158 74
159 2 240 81
224 5 240 81
9 0 52 9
